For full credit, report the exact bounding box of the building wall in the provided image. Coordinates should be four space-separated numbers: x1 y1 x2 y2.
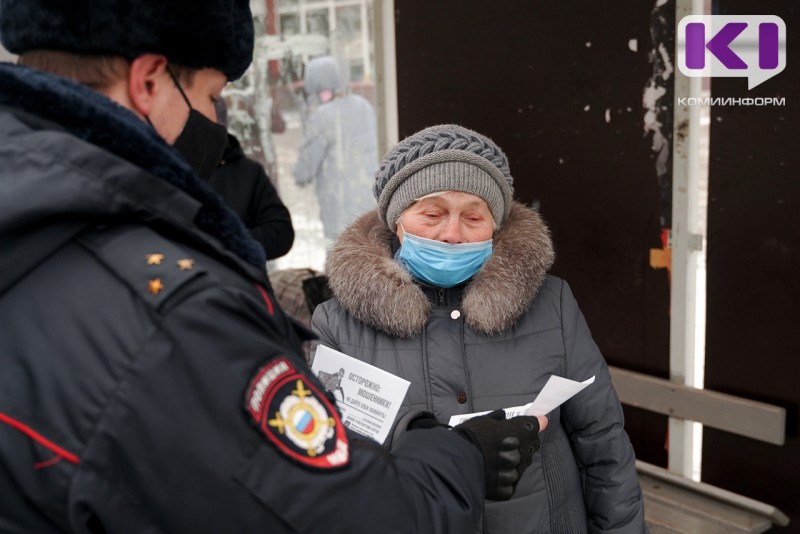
702 1 800 528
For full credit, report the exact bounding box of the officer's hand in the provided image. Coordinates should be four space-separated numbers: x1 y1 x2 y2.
452 410 544 501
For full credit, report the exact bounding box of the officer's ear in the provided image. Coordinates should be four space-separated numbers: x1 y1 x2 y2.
127 54 171 118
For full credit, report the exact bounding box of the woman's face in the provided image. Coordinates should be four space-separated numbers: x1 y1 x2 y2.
397 191 494 244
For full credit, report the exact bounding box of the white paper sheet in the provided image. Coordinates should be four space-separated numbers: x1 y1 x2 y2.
312 345 410 444
448 375 595 426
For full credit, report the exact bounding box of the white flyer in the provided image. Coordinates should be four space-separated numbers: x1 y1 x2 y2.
448 375 595 426
311 345 410 444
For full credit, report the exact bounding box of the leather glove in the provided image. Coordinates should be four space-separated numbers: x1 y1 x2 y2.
452 409 541 501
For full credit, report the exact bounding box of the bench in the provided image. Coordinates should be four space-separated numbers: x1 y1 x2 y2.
609 366 790 533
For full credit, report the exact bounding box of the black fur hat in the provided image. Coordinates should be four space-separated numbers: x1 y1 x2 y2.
0 0 254 80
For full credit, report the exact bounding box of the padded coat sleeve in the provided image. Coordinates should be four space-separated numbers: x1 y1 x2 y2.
557 280 649 534
70 282 486 533
246 166 294 260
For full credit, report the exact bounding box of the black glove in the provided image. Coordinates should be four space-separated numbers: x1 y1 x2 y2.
452 409 541 501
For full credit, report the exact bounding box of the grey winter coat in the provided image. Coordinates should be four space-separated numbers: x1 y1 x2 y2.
313 204 648 533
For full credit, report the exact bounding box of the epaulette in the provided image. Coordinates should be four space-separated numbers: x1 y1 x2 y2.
78 224 208 310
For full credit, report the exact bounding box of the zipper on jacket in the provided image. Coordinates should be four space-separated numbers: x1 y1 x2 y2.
421 325 433 413
460 319 474 413
438 288 447 307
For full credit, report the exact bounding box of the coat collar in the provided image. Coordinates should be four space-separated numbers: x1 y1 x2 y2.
326 202 555 337
0 62 265 270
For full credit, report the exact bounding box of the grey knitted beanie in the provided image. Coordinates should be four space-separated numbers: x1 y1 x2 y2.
373 124 514 229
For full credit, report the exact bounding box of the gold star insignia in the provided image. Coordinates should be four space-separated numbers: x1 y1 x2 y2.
146 254 165 265
148 278 164 295
177 258 194 271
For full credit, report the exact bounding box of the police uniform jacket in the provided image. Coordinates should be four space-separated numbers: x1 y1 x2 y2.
0 63 487 533
314 207 649 534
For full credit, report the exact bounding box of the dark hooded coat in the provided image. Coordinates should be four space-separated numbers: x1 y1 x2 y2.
0 63 488 533
210 133 294 260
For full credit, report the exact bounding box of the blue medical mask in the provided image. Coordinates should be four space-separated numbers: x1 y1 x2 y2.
397 228 493 288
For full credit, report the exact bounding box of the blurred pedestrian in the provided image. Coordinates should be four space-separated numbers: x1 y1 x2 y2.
292 55 378 245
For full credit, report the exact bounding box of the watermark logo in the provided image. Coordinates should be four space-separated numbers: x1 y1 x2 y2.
677 15 786 89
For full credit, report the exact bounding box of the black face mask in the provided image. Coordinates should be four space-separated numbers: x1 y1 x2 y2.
167 68 228 181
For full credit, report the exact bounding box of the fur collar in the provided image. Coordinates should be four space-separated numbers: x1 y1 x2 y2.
0 63 265 269
326 202 555 337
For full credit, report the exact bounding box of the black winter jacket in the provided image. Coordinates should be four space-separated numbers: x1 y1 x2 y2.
0 63 486 533
210 134 294 260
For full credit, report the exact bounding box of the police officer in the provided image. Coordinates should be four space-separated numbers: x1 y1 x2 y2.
0 1 546 532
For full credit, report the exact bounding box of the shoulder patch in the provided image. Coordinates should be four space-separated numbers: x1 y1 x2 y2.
245 358 349 469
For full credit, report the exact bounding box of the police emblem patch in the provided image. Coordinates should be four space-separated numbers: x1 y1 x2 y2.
245 358 349 469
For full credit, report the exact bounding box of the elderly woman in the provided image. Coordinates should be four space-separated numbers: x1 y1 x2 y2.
312 124 648 533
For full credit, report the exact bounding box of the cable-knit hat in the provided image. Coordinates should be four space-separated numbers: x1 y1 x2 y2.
374 124 514 229
0 0 254 81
